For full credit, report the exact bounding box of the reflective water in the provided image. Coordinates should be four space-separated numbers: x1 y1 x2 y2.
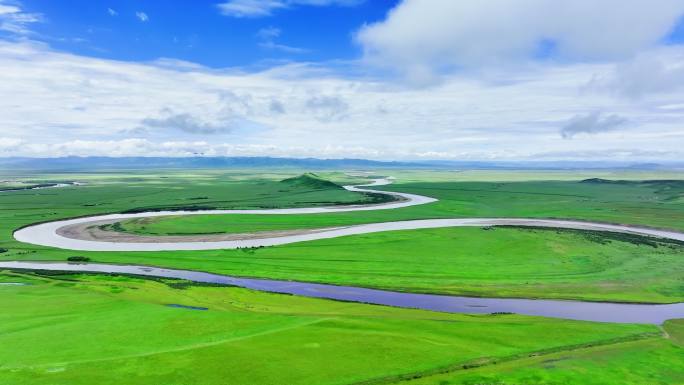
1 261 682 324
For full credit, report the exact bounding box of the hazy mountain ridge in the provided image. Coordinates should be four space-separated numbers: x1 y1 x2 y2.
0 157 680 170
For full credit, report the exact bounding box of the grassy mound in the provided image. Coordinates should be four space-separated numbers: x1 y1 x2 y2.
280 173 343 190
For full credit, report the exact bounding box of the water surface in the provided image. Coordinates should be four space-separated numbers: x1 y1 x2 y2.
1 261 682 324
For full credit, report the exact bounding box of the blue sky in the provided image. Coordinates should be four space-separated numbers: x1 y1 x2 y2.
2 0 684 161
14 0 398 68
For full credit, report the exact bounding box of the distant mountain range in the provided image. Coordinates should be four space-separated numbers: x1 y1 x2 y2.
0 156 428 170
0 156 680 170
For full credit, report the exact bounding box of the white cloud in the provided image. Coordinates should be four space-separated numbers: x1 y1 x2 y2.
218 0 285 18
107 8 118 16
256 26 281 40
0 0 42 35
560 112 629 139
259 40 308 54
586 47 684 99
256 26 308 53
217 0 363 18
357 0 684 84
0 4 20 15
306 95 348 121
139 110 266 136
1 39 684 161
135 11 148 22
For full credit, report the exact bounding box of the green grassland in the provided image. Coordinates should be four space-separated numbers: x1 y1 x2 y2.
116 177 684 236
391 319 684 385
4 226 683 303
0 170 380 216
1 169 684 384
0 271 677 385
390 337 684 385
25 172 684 303
1 170 683 303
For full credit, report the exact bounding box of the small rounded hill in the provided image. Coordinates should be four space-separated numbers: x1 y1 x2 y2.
280 173 343 190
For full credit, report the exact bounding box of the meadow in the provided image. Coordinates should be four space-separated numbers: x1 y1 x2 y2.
0 271 679 385
1 170 682 303
116 177 684 235
1 168 683 384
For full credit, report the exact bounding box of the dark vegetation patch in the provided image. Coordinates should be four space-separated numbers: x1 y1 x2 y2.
98 222 124 232
166 304 209 311
581 178 684 186
0 181 78 192
280 172 343 190
0 183 59 191
499 225 684 248
67 256 91 262
580 179 684 199
164 280 229 290
122 204 219 213
360 191 397 204
580 178 633 185
0 248 7 253
6 269 232 289
20 270 82 282
350 332 660 385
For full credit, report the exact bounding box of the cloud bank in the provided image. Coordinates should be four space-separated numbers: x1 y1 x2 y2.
1 1 684 161
357 0 684 84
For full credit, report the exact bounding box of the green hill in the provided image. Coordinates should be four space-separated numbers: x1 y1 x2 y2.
280 173 343 190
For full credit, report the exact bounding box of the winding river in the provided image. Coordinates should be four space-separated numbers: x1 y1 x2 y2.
5 177 684 324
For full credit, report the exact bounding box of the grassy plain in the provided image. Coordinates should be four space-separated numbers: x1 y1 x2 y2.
1 169 684 384
5 227 683 303
116 175 684 236
391 338 684 385
0 271 675 385
1 170 683 303
392 320 684 385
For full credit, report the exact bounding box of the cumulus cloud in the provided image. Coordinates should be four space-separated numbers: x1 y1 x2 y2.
587 47 684 99
560 112 629 139
1 39 684 160
107 8 118 16
217 0 363 18
357 0 684 84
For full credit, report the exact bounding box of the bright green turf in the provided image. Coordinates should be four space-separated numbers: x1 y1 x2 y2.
664 319 684 347
389 318 684 385
116 178 684 236
3 226 682 303
0 271 666 385
1 171 683 303
388 338 684 385
0 170 380 217
1 170 684 384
